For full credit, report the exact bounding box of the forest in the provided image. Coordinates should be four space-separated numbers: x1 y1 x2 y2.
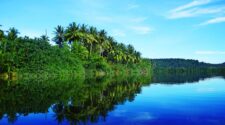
0 23 151 79
150 59 225 68
150 59 225 75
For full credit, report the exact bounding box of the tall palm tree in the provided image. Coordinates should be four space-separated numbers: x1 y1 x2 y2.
64 22 81 44
99 36 113 58
53 25 64 47
88 26 98 55
79 24 89 46
84 33 97 57
98 30 107 56
7 27 19 41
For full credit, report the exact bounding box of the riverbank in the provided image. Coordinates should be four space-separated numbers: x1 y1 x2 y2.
0 59 151 80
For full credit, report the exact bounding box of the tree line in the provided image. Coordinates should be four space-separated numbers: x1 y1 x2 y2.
52 22 141 63
150 59 225 68
0 23 149 76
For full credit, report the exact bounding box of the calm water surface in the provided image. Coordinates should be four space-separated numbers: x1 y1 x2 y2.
0 74 225 125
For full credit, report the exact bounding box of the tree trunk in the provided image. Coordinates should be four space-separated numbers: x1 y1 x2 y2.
89 43 92 58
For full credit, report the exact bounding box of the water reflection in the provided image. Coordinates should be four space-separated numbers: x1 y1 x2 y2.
0 75 150 124
151 70 225 84
0 71 225 125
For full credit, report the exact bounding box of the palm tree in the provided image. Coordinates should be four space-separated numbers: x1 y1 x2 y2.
79 24 89 46
0 25 4 41
40 35 49 42
98 30 107 56
88 26 98 55
80 24 88 33
116 43 128 63
84 33 97 57
64 22 81 44
107 37 118 58
134 51 141 63
53 25 64 47
127 44 135 55
7 27 19 41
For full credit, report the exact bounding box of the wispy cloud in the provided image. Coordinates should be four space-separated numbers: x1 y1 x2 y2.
71 0 153 36
200 16 225 25
173 0 211 12
130 26 153 35
167 0 225 25
166 0 225 26
195 50 225 55
168 7 225 19
91 15 151 36
168 0 212 19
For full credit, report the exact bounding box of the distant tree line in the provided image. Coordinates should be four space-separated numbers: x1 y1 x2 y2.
150 59 225 68
149 59 225 76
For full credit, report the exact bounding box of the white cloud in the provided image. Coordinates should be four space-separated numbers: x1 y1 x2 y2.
200 16 225 25
172 0 211 12
130 26 153 35
168 7 225 19
195 51 225 55
167 0 225 19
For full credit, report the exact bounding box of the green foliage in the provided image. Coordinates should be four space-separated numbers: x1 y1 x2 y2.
71 42 89 60
7 27 19 41
149 59 225 78
0 36 85 77
0 23 149 78
150 58 225 68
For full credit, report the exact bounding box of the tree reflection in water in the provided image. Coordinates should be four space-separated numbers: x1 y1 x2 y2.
0 70 224 124
0 75 150 124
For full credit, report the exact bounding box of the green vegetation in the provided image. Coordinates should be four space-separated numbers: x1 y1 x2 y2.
0 23 151 79
150 59 225 68
150 59 225 75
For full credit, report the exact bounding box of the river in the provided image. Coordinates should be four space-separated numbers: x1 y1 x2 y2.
0 72 225 125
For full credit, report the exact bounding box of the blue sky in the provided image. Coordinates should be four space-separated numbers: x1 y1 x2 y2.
1 0 225 63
